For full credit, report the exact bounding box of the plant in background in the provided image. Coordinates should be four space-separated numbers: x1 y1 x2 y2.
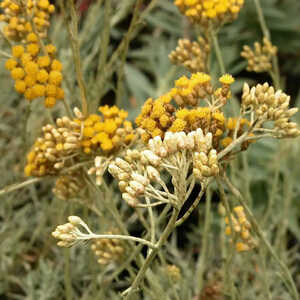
0 0 300 299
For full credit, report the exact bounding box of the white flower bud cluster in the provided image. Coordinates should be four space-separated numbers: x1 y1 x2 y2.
88 156 109 185
108 158 150 207
51 216 84 247
242 82 300 137
193 149 219 180
147 129 213 158
91 230 125 265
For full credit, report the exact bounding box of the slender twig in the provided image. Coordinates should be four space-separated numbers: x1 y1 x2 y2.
0 50 12 58
77 233 156 250
64 0 89 117
0 178 44 196
195 187 212 294
122 208 179 299
210 27 226 75
175 182 209 227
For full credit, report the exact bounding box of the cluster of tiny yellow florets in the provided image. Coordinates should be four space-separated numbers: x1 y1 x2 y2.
136 73 236 146
2 0 64 108
0 0 55 41
5 43 64 107
173 72 212 106
79 106 136 154
225 206 256 252
174 0 244 27
0 0 55 40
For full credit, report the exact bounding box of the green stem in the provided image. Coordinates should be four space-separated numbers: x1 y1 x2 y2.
210 28 226 75
65 0 89 117
82 233 156 250
195 188 212 294
175 182 208 227
123 209 179 299
0 178 44 196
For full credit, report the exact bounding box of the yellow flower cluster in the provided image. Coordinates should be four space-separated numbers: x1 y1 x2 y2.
0 0 55 41
225 206 256 252
2 0 63 108
174 0 244 27
174 72 212 106
172 107 226 145
79 105 136 154
5 43 64 107
25 106 134 177
136 73 235 145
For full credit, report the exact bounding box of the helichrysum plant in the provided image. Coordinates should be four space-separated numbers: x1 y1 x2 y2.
1 0 300 299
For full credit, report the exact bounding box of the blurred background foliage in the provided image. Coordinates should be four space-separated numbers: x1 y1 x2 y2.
0 0 299 299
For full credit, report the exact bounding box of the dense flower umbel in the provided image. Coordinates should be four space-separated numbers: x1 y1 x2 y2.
241 38 277 73
169 37 210 73
0 0 55 41
5 43 64 107
79 105 136 154
2 0 64 108
53 171 86 201
109 129 219 207
24 116 81 177
25 106 134 177
136 73 234 146
174 0 244 27
242 82 300 138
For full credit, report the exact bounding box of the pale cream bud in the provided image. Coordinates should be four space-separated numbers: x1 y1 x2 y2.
68 215 82 226
122 193 138 206
146 166 161 182
131 173 149 186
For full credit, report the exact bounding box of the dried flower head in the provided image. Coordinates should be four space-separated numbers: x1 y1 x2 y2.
24 117 81 177
53 171 86 201
169 36 210 73
241 38 277 73
241 82 300 138
91 229 125 265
